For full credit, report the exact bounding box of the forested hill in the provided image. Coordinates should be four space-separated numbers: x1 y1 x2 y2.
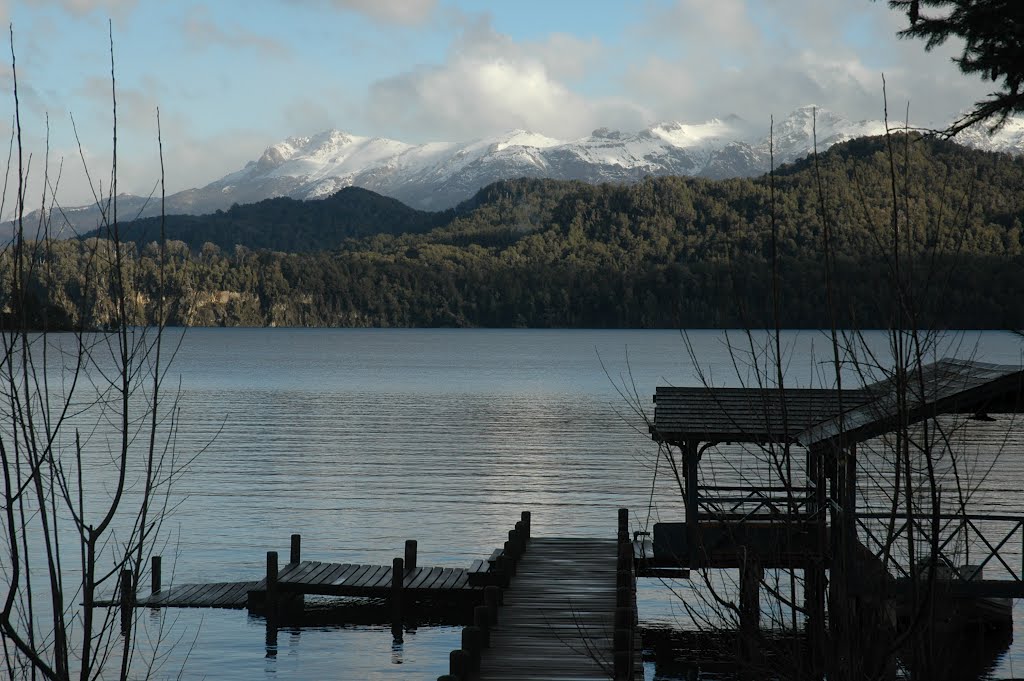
16 133 1024 329
84 186 453 252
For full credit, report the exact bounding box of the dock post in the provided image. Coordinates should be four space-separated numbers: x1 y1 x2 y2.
449 649 467 679
614 603 634 679
474 605 491 648
618 507 629 543
266 551 279 616
151 555 161 596
739 557 763 662
521 510 531 541
120 569 134 636
462 626 482 676
503 540 516 578
484 585 500 623
290 534 301 564
404 540 417 572
684 440 700 567
391 557 404 642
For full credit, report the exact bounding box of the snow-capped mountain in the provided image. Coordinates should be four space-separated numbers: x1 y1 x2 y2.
34 106 1024 233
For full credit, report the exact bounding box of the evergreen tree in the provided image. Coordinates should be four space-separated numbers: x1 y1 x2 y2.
888 0 1024 134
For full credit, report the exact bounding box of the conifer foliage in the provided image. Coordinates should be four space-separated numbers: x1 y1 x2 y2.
888 0 1024 134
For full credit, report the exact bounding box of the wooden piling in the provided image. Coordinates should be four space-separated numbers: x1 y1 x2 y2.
449 649 467 679
521 510 531 541
462 625 481 675
404 540 417 572
290 534 301 564
391 557 404 641
618 507 629 543
151 555 161 596
616 584 632 609
120 569 133 636
473 605 490 648
484 585 500 624
613 627 632 680
740 558 763 643
266 551 279 616
503 540 515 578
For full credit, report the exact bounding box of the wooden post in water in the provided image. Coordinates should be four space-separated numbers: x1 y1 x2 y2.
449 649 467 679
151 555 161 596
404 540 417 572
290 534 301 564
462 626 481 676
685 440 700 567
503 540 515 579
473 605 491 648
614 605 634 680
484 585 500 623
120 569 134 636
391 557 404 642
521 510 531 541
266 551 279 617
618 507 629 543
740 557 763 663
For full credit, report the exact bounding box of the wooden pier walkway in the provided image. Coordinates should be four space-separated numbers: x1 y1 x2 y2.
94 560 480 610
477 537 631 681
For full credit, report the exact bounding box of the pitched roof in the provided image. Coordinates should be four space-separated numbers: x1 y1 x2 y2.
650 358 1024 449
797 358 1024 449
650 387 872 444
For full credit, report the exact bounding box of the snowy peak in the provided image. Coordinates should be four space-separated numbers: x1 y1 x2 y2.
761 106 888 158
172 106 1024 213
39 107 1024 230
645 118 737 148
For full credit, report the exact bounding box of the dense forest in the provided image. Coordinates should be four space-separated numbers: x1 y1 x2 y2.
6 133 1024 330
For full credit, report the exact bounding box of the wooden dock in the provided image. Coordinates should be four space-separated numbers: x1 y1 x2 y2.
94 561 480 610
477 537 624 680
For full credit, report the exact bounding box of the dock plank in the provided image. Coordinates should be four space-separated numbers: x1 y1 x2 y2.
408 566 442 590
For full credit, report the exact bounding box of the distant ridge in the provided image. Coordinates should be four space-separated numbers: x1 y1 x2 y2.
14 106 1024 236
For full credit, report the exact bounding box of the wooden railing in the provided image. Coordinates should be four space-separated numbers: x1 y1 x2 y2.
698 485 817 520
854 511 1024 583
439 511 530 681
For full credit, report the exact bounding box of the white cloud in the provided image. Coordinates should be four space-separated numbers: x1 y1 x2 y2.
616 0 994 130
366 18 647 141
182 7 290 58
21 0 136 17
289 0 436 25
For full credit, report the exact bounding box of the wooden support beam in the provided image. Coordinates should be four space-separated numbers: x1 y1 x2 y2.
120 570 133 636
404 540 417 572
151 556 161 596
391 557 404 642
739 559 763 639
685 440 700 566
290 534 301 565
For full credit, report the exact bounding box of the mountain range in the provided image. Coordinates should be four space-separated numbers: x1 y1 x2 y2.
32 105 1024 234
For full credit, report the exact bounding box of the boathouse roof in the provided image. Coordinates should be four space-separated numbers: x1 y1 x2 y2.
650 387 873 444
797 358 1024 449
651 358 1024 449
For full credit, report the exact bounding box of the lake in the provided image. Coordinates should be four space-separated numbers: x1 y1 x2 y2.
12 328 1024 679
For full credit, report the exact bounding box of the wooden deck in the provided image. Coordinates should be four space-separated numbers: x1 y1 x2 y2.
478 537 633 681
95 560 479 609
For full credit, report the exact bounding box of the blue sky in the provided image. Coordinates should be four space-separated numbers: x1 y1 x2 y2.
1 0 993 206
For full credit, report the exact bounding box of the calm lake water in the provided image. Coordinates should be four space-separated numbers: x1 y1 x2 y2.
30 329 1024 679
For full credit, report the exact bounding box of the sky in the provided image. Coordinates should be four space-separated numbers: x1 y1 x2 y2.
0 0 996 208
